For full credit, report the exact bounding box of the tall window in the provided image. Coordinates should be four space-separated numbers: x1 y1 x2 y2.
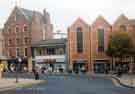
120 25 127 32
24 48 28 57
76 27 83 53
98 28 104 52
16 38 20 45
24 37 29 44
16 48 19 57
8 48 12 57
23 26 28 32
8 39 12 45
16 26 19 32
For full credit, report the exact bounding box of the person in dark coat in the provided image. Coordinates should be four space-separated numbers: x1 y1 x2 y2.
35 71 39 80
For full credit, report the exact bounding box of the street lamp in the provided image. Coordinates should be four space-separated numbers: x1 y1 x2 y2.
15 57 22 83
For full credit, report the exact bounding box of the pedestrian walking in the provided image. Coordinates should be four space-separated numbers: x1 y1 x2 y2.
35 71 39 80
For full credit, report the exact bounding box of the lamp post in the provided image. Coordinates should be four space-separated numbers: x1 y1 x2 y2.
15 57 22 83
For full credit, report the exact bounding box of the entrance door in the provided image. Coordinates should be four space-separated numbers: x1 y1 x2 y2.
94 61 108 73
94 63 105 73
73 63 86 73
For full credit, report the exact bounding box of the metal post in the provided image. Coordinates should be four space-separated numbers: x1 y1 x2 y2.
15 60 18 83
15 57 22 83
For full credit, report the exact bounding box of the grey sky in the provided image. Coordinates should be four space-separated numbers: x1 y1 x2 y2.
0 0 135 32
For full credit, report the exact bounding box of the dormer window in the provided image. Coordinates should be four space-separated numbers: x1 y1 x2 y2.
120 25 127 32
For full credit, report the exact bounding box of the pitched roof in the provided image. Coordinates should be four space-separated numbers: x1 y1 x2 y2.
113 14 129 25
32 38 67 47
70 17 89 28
17 7 46 24
92 15 111 27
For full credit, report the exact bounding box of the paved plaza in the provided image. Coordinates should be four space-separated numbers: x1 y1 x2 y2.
0 74 135 94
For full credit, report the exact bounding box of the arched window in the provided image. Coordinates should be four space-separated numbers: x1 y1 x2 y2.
120 25 127 32
98 28 104 52
76 27 83 53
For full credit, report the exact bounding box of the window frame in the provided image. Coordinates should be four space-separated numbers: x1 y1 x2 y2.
16 47 20 57
76 27 83 53
15 26 19 33
97 28 104 52
120 25 127 32
23 25 28 32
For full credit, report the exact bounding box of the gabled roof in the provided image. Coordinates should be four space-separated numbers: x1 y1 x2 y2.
92 15 111 27
113 14 129 25
69 17 89 28
18 7 34 21
17 7 45 24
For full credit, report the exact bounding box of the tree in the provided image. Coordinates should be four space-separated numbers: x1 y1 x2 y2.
106 31 134 72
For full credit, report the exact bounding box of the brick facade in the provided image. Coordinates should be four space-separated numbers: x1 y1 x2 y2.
68 18 92 72
68 15 135 73
3 6 53 59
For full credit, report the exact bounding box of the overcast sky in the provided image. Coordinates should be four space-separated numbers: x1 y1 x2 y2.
0 0 135 32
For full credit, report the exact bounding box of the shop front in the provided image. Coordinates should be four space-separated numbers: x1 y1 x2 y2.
94 60 110 73
73 59 88 73
35 55 66 73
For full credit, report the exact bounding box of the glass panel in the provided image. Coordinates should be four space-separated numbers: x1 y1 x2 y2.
98 28 104 52
76 27 83 53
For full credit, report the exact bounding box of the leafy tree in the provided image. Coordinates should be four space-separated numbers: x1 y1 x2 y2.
106 31 134 72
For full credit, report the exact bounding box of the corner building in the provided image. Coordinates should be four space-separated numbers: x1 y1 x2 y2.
3 6 53 71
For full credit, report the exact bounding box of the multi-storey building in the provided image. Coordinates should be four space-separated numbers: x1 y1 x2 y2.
68 18 92 73
91 16 112 73
68 15 135 73
3 6 53 71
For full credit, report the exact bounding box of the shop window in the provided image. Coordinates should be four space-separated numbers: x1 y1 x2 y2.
47 48 55 55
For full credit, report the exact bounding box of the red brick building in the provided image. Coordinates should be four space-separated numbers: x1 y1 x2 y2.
68 15 135 73
91 16 112 73
68 18 92 73
3 6 53 71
